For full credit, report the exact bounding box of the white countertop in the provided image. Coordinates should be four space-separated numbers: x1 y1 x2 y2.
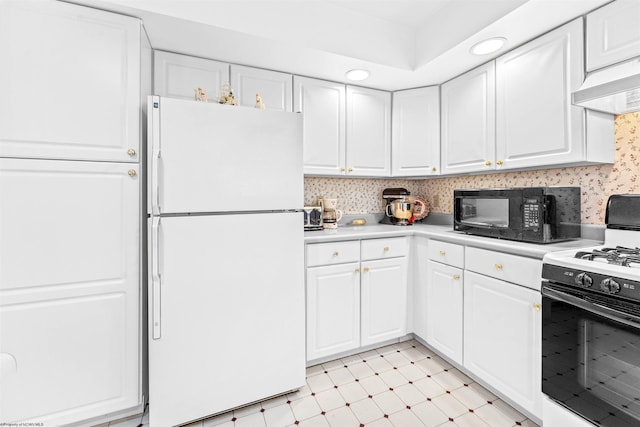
304 223 603 259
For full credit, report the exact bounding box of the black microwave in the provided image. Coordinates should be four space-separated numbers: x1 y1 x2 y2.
453 187 581 243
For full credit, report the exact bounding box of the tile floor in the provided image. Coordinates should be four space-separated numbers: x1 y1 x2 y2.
109 340 540 427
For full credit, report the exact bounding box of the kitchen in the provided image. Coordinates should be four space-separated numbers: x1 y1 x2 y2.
1 1 640 427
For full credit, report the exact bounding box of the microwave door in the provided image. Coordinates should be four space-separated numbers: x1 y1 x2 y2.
459 198 510 228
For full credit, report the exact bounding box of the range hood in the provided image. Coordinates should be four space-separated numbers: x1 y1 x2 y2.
573 57 640 114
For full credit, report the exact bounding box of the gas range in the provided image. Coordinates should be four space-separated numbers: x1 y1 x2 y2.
541 195 640 427
542 195 640 302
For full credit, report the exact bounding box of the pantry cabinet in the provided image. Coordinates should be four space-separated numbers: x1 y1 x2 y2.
440 62 496 175
425 241 464 365
346 86 392 177
463 246 543 418
230 65 293 112
0 1 141 163
586 0 640 71
294 76 346 176
392 87 440 176
495 19 607 170
305 237 408 362
154 50 229 102
0 159 141 425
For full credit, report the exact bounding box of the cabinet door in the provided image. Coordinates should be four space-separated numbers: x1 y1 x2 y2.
425 261 463 364
496 19 585 170
346 86 391 177
0 1 140 163
154 50 229 102
361 257 408 347
587 1 640 71
410 237 429 341
464 271 542 418
392 87 440 176
0 158 140 425
306 263 360 361
294 76 346 176
231 65 292 112
441 62 496 175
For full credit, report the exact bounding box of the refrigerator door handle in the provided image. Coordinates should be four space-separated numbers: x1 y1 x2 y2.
151 216 162 339
150 96 161 215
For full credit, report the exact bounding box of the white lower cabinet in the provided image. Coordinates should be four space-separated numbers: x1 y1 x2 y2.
305 237 408 362
463 271 542 418
306 262 361 361
425 260 464 365
361 257 408 347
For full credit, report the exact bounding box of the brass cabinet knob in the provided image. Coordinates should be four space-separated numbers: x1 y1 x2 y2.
496 159 503 166
128 169 136 177
439 250 446 256
495 263 503 271
432 167 437 172
453 274 460 280
364 267 370 273
355 268 360 273
341 167 346 172
384 246 390 252
127 148 136 156
348 167 353 172
333 251 339 257
485 160 492 166
533 303 541 311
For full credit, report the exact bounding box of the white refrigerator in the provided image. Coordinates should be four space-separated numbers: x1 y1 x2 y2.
147 96 306 427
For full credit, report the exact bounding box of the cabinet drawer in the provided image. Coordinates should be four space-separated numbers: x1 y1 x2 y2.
361 237 408 260
427 240 464 268
465 247 542 290
306 241 360 267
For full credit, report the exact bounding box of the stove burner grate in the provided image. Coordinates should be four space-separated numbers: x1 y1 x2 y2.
575 246 640 267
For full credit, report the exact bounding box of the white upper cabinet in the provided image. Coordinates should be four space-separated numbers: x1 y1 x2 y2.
392 87 440 176
230 65 292 112
154 50 229 102
0 1 141 163
294 76 346 175
346 86 391 177
441 62 496 175
496 19 594 170
587 0 640 71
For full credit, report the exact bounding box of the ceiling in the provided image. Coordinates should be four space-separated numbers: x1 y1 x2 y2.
69 0 612 91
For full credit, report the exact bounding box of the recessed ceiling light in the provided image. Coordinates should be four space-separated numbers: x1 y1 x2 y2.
470 37 507 55
345 69 370 81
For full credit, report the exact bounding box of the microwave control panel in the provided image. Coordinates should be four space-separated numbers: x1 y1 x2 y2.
523 201 540 229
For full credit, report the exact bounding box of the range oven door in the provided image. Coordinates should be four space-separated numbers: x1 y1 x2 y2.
542 284 640 427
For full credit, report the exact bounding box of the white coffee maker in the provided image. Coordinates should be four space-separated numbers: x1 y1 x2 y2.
318 197 343 229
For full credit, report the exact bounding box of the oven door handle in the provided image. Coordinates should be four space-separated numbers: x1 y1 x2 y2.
542 286 640 330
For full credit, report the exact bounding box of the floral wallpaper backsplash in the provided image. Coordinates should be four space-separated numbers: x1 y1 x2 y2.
304 178 421 214
304 112 639 224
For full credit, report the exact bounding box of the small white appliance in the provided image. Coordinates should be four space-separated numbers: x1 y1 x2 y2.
147 96 305 427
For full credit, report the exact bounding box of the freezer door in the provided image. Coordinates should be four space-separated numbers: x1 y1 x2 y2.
148 212 305 427
149 97 303 215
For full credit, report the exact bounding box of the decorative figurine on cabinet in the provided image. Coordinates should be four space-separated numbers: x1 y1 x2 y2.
217 83 237 105
194 87 208 102
255 93 266 109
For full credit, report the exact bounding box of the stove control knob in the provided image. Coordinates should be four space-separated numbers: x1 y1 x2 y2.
600 278 621 294
575 272 593 288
